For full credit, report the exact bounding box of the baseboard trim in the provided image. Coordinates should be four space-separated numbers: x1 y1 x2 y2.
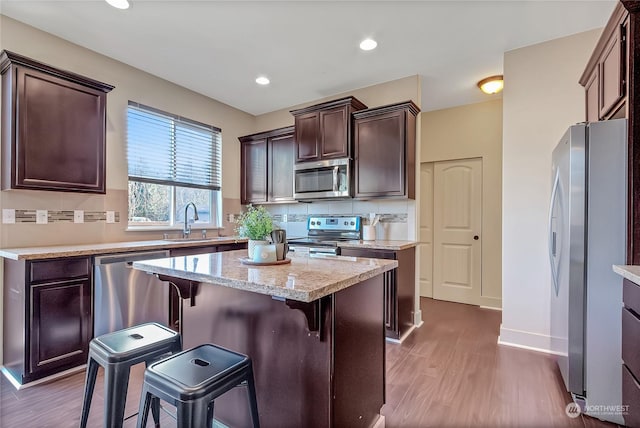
386 325 416 344
498 325 561 355
413 309 423 327
1 364 86 390
372 414 385 428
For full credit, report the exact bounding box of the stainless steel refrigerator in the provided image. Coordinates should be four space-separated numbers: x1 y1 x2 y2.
549 118 626 424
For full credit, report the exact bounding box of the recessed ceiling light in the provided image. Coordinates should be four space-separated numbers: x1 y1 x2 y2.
477 75 504 95
105 0 130 9
255 76 270 85
359 38 377 51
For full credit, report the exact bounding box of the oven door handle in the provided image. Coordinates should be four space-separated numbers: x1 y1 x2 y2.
332 166 339 192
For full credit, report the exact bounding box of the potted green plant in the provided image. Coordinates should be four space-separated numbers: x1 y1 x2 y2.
235 205 275 258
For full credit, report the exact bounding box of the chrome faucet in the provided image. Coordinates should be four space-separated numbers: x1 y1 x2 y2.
183 202 199 239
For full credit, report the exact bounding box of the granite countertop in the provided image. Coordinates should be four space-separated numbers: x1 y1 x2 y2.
133 250 398 303
613 265 640 284
0 237 248 261
337 240 417 251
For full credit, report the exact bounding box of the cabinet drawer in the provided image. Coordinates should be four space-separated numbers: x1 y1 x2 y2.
623 364 640 427
625 278 640 315
623 307 640 377
30 257 90 283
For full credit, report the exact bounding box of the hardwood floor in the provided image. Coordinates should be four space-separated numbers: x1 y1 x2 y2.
382 298 617 428
0 297 619 427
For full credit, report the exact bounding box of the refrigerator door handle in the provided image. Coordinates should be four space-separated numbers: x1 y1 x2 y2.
548 170 561 297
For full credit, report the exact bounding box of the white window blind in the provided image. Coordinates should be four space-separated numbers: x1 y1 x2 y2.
127 101 222 190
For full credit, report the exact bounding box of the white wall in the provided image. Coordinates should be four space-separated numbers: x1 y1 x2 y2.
500 29 600 351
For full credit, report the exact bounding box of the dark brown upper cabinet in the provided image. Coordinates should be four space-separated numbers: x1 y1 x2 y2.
0 50 114 193
353 101 419 199
290 96 367 163
580 3 628 121
239 126 295 204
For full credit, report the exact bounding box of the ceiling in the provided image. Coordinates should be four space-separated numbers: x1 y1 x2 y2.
0 0 616 115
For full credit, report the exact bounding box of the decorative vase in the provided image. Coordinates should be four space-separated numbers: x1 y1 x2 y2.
247 239 269 259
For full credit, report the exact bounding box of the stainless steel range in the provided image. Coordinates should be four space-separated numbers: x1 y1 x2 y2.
288 216 362 256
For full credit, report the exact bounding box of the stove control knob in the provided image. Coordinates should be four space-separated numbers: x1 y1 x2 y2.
344 221 348 225
350 221 355 226
310 221 315 226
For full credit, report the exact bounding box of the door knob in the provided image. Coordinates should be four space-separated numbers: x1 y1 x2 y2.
473 235 479 240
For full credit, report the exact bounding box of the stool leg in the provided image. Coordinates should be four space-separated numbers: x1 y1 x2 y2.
136 385 153 428
144 361 161 427
103 363 131 428
246 364 260 428
79 357 99 428
176 399 209 428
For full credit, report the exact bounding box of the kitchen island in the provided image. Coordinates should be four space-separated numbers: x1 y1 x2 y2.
133 250 397 428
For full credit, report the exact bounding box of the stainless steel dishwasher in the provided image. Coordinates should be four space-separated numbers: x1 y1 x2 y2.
94 250 171 337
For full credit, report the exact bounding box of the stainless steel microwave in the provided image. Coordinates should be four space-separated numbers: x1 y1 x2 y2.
294 158 351 200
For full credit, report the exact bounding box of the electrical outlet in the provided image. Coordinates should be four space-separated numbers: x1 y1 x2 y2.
74 210 84 223
2 209 15 224
106 211 115 223
36 210 48 224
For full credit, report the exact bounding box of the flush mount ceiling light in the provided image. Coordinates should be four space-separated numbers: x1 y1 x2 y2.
255 76 270 85
359 38 378 51
477 75 504 95
105 0 130 9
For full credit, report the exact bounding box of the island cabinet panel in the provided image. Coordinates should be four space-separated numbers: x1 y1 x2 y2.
3 256 92 384
340 246 415 340
291 96 367 163
0 50 113 193
239 126 295 204
176 273 384 428
353 101 419 199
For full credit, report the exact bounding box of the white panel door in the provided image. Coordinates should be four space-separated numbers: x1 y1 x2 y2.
433 158 482 305
419 163 434 297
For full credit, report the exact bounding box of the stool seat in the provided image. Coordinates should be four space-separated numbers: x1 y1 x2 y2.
137 343 260 428
80 323 182 428
91 323 180 364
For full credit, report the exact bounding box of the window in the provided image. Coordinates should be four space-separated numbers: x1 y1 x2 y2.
127 101 222 228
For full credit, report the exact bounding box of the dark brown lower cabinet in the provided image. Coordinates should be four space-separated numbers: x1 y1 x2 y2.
339 246 415 340
623 278 640 425
29 278 91 377
3 256 92 384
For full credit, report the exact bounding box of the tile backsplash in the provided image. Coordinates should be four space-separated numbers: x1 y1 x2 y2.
259 199 415 240
4 209 121 223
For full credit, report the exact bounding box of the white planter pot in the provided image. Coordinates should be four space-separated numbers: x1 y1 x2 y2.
247 239 269 259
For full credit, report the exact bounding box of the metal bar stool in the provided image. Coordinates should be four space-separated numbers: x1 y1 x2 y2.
136 343 260 428
79 322 182 428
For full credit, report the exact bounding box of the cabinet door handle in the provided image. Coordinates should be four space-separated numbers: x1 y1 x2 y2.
473 235 479 240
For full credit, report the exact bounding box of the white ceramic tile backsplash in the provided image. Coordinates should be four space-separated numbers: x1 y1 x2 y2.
329 201 353 214
352 200 380 214
286 203 309 215
287 222 308 238
307 202 332 214
378 200 408 214
377 222 408 240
